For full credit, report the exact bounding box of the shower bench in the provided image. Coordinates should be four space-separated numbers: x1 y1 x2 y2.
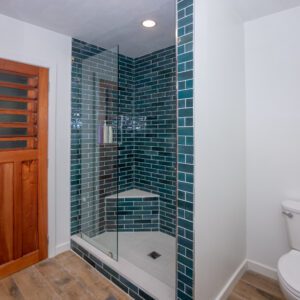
105 189 159 232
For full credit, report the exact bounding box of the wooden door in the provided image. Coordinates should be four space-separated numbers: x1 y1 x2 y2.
0 58 48 279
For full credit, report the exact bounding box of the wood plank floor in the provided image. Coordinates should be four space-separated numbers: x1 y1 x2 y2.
0 251 131 300
228 271 286 300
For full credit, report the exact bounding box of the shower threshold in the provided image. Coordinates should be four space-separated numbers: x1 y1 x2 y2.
71 232 176 300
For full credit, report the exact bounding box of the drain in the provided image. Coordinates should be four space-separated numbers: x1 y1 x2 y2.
148 251 161 259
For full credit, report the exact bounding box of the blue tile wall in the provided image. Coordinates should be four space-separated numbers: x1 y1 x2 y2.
71 40 135 236
177 0 194 299
118 54 135 191
70 37 189 299
106 195 159 232
71 240 155 300
135 46 177 236
71 40 177 237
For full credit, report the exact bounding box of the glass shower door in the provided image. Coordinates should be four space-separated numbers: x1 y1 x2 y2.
80 46 119 260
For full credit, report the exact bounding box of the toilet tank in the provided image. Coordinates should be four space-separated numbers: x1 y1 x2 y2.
282 200 300 251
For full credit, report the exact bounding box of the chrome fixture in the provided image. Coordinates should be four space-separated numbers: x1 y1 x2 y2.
72 112 83 129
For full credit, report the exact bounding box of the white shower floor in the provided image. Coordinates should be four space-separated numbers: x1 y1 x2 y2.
92 231 176 289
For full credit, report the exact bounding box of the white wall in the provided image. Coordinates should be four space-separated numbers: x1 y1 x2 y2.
194 0 247 299
0 14 72 256
245 7 300 272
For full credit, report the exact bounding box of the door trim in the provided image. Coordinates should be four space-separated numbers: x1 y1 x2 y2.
37 67 49 260
0 49 70 258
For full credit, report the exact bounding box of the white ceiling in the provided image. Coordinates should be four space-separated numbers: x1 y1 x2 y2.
0 0 300 57
231 0 300 21
0 0 176 58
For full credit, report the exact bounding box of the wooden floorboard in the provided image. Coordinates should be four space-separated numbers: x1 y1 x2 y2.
228 271 286 300
0 251 131 300
0 277 24 300
2 254 286 300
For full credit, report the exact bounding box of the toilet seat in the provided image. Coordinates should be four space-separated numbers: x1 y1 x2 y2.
278 250 300 298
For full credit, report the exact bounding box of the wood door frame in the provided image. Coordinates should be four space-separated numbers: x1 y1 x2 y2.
0 58 49 278
37 67 49 261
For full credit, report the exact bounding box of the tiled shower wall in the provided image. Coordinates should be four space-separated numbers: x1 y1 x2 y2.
71 40 177 237
71 40 135 236
135 46 177 236
118 55 135 191
106 195 159 232
177 0 194 298
71 0 195 297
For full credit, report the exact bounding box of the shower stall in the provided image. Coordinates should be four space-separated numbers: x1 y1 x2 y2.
70 35 177 298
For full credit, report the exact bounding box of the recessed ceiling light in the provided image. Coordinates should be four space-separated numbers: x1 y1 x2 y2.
142 20 156 28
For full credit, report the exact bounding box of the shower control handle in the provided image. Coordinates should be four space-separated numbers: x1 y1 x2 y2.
282 211 293 218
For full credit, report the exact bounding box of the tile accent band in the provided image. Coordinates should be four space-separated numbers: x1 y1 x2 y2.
176 0 194 299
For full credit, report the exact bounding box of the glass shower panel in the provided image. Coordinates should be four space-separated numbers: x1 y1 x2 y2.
80 46 119 260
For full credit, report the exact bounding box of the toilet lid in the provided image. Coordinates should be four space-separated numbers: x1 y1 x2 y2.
278 250 300 296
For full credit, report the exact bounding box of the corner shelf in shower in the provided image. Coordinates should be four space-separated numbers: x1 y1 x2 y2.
105 188 159 200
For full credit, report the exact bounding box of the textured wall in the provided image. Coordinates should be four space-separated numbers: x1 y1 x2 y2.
106 195 159 232
71 40 177 237
71 40 134 236
176 0 194 299
134 46 177 236
118 55 135 191
70 2 194 297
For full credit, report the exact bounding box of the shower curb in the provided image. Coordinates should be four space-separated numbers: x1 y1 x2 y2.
71 239 157 300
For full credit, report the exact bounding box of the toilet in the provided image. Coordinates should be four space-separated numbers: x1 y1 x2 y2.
278 200 300 300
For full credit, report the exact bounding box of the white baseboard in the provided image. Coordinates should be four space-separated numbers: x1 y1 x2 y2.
215 259 278 299
55 241 70 256
215 259 248 300
247 259 278 280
